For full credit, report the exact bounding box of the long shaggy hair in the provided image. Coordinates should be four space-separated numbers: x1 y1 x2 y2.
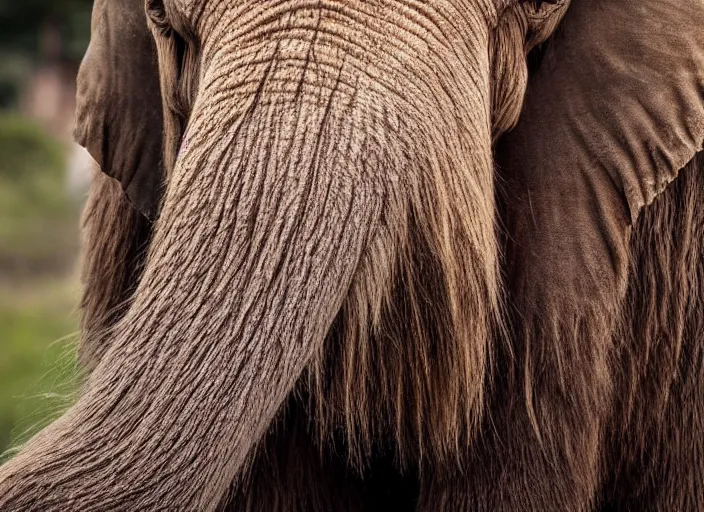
78 171 153 370
415 154 704 512
601 153 704 511
74 153 704 512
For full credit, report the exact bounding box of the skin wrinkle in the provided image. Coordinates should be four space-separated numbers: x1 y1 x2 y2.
203 1 488 121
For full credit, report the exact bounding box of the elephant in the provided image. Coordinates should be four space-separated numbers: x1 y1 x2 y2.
1 0 704 511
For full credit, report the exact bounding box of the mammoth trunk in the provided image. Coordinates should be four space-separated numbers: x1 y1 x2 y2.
147 7 502 471
0 22 501 512
151 26 502 470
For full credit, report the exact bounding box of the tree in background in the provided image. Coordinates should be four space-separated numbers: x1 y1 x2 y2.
0 0 92 459
0 0 92 108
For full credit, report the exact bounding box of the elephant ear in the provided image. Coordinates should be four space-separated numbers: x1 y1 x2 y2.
497 0 704 310
74 0 164 220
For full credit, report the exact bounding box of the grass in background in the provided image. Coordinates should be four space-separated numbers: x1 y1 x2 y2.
0 278 79 458
0 113 81 460
0 114 80 279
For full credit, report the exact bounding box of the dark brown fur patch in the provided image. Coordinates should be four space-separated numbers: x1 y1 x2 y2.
600 153 704 511
78 171 152 370
415 155 704 512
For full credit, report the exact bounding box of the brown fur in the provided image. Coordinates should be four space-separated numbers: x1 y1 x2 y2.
414 157 704 512
78 171 153 370
72 148 704 512
147 0 201 176
600 154 704 511
415 158 621 512
418 0 704 509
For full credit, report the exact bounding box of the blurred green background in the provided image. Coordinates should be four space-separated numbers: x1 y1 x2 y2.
0 0 93 458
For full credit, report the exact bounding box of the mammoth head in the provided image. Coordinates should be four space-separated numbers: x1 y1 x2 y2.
74 0 704 233
70 0 704 465
74 0 568 221
2 0 703 508
70 0 572 470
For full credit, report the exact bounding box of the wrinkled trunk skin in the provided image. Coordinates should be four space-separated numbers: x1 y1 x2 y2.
0 2 502 510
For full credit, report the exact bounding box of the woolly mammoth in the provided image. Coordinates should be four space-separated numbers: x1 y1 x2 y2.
1 0 704 511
